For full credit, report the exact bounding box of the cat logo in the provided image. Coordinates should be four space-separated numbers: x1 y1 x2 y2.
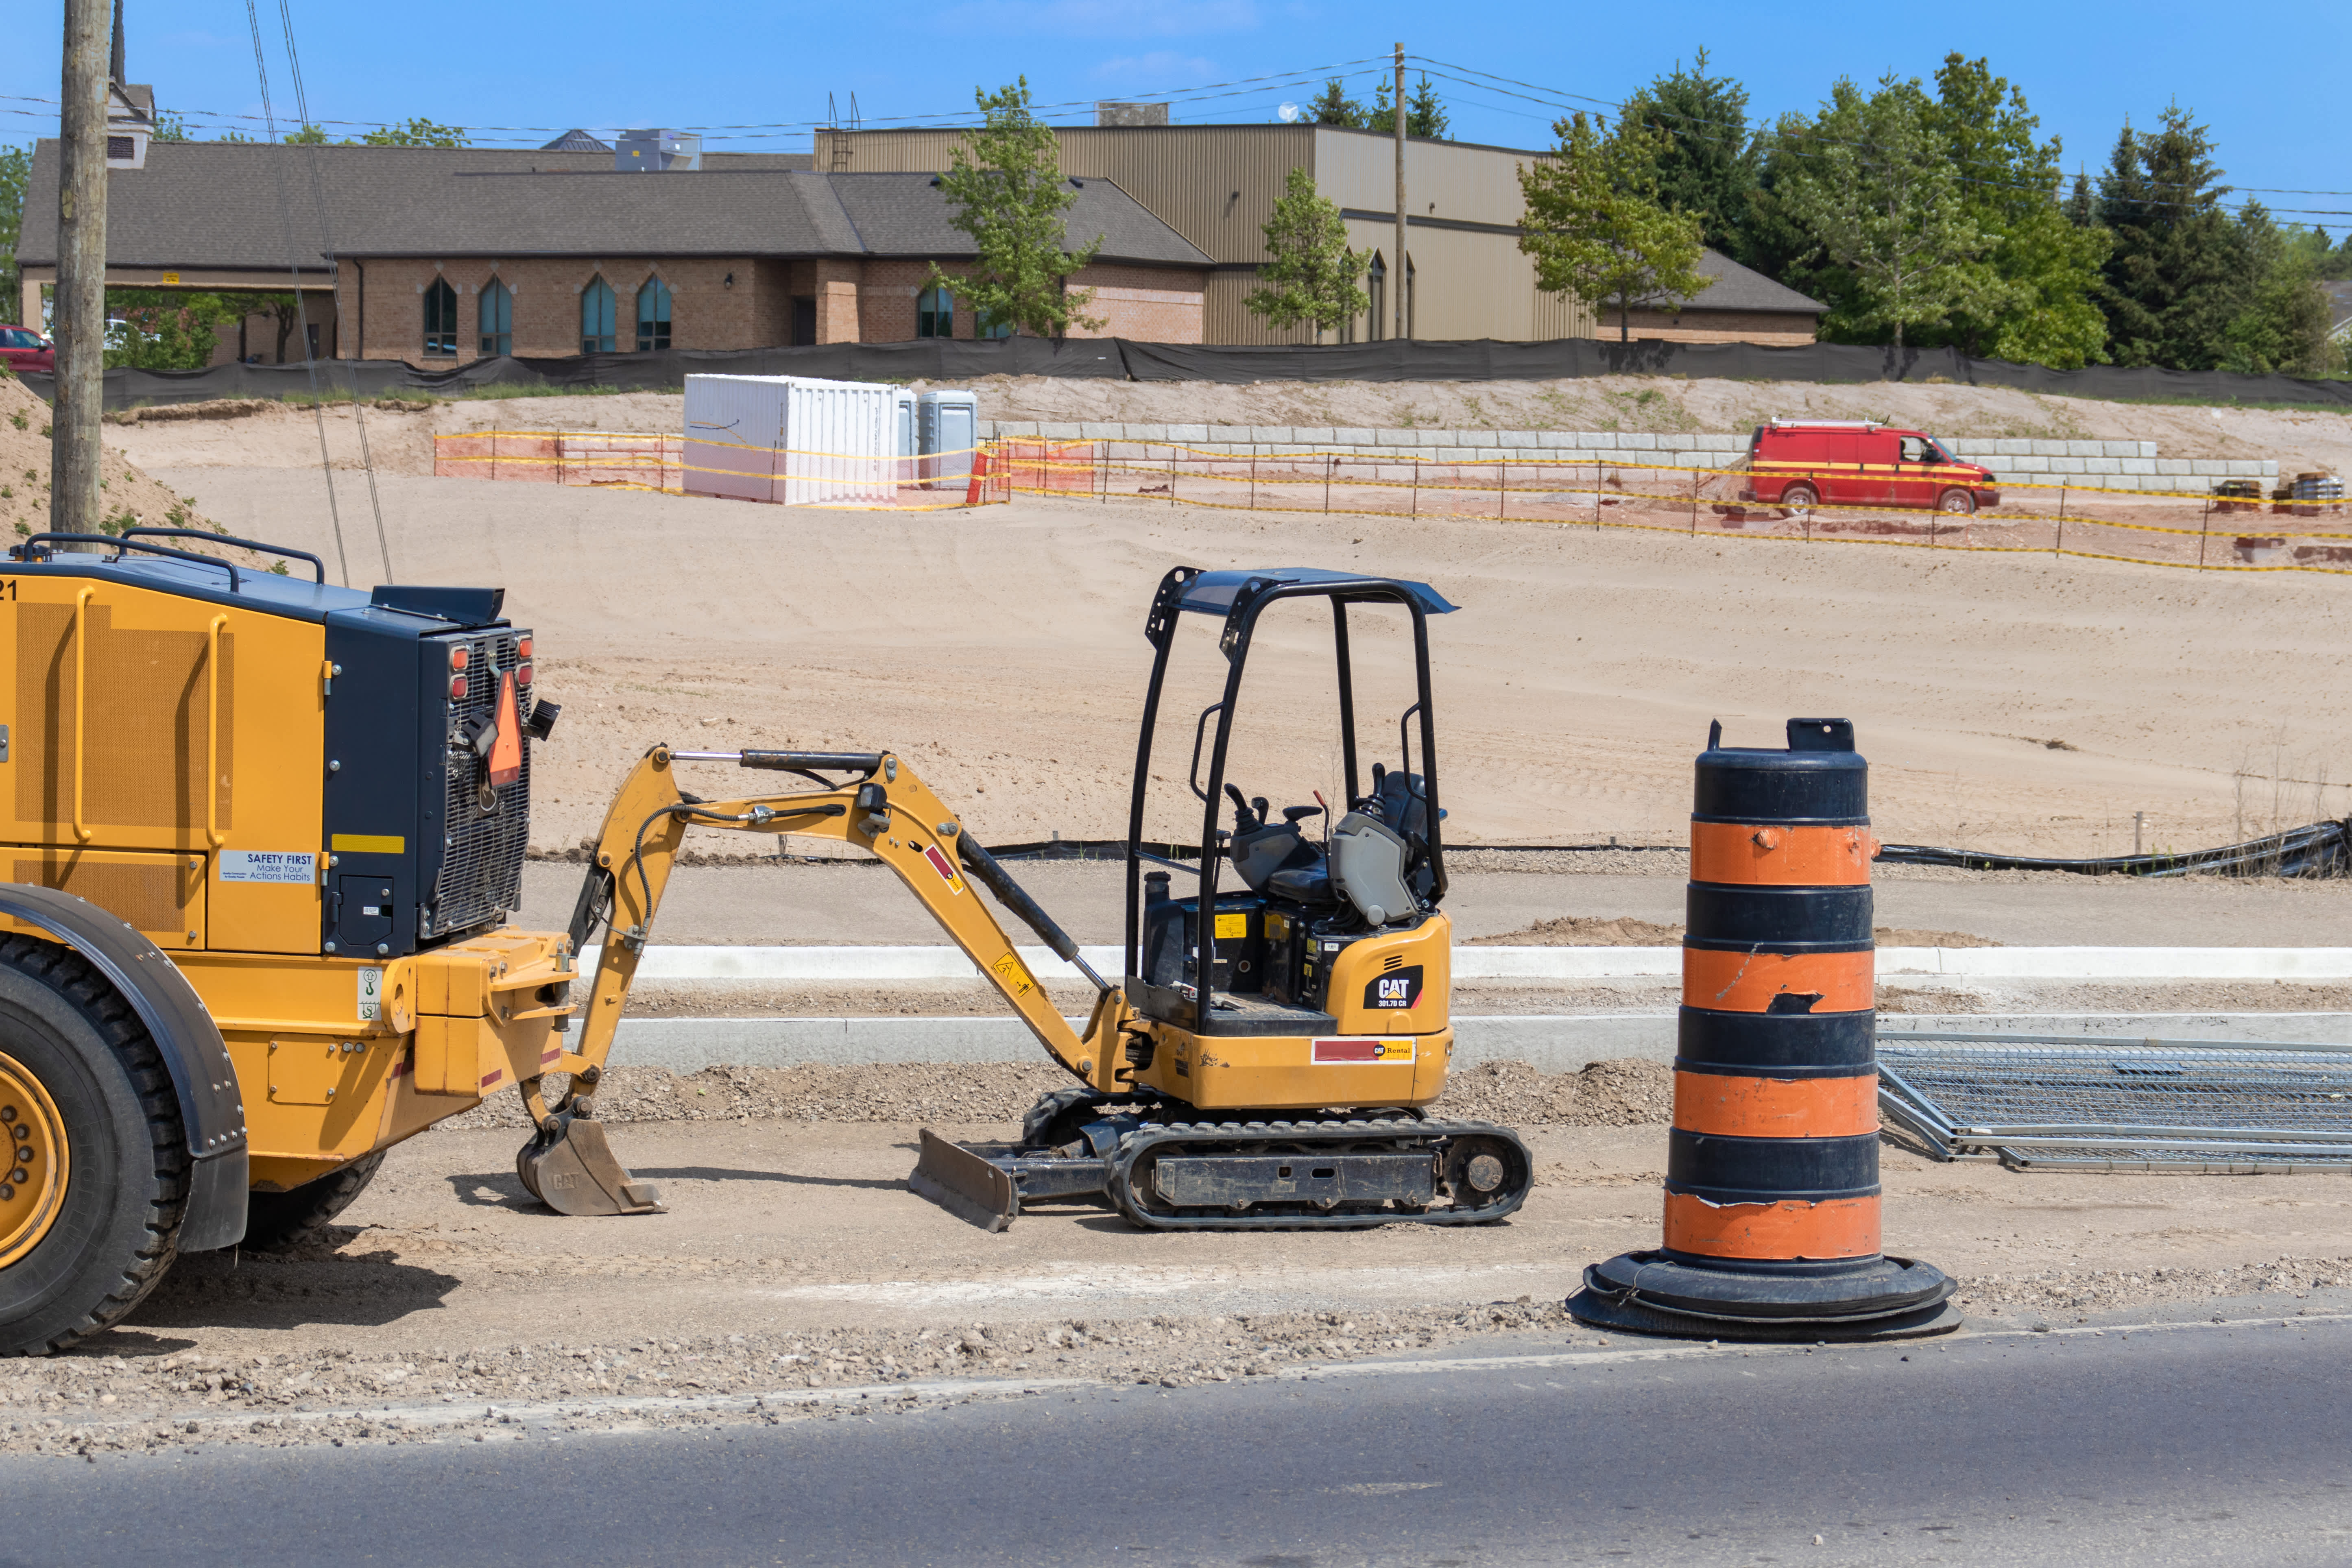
1363 964 1425 1010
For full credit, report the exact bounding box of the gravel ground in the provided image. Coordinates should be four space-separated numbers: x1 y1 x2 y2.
428 1057 1676 1132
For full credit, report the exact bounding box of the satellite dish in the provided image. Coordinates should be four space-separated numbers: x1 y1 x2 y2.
1277 102 1300 123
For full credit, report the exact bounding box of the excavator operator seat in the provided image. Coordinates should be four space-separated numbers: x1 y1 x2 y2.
1330 812 1416 927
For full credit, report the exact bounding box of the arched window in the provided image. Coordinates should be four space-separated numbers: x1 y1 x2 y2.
422 277 458 357
975 312 1014 341
580 276 617 353
1366 253 1387 343
635 277 672 351
478 278 513 357
916 286 954 339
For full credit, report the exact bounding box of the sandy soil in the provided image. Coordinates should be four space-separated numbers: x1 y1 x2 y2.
137 465 2352 858
0 375 217 543
4 1112 2343 1457
101 379 2352 478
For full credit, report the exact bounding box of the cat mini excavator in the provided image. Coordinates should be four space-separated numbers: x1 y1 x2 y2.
552 565 1533 1232
0 540 1526 1354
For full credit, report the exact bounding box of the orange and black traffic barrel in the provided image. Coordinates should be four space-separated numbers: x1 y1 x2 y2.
1569 717 1958 1341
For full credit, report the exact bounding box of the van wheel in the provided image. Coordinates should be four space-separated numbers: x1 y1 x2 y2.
242 1152 385 1252
1779 482 1818 515
1937 489 1977 516
0 936 188 1356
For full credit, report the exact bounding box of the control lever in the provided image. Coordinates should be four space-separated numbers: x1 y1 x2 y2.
1224 784 1262 833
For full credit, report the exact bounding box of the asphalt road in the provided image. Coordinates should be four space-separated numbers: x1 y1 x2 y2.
6 1314 2349 1566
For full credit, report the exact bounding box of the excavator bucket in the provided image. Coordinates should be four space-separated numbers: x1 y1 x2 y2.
517 1104 665 1217
908 1129 1019 1232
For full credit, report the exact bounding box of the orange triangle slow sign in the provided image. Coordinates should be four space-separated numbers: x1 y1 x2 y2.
489 670 524 787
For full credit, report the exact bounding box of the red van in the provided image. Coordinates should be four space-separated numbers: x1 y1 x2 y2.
1742 419 2000 515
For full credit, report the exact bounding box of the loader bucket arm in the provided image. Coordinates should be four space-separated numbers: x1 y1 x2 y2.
545 746 1126 1102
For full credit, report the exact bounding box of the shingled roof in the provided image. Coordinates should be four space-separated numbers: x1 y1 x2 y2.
1637 249 1825 316
17 141 1212 271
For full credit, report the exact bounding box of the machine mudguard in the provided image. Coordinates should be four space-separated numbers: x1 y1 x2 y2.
0 884 251 1251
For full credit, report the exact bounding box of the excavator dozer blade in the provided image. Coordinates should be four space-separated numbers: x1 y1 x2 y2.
517 1106 665 1217
909 1128 1018 1232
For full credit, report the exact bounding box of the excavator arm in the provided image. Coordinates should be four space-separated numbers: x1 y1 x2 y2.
519 746 1134 1211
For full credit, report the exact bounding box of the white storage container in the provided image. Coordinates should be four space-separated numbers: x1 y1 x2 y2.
683 374 897 506
893 388 919 484
917 388 980 488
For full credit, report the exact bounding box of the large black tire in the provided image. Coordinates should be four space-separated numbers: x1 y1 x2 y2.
0 934 188 1356
241 1151 385 1252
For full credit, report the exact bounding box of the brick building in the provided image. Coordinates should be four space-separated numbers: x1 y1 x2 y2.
15 141 1211 363
822 123 1823 347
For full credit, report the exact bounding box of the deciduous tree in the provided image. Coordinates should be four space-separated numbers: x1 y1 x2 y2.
1243 167 1367 335
928 78 1102 339
1772 76 1988 348
1518 113 1706 342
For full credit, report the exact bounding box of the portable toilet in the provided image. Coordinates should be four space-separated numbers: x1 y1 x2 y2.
917 389 979 487
683 374 895 505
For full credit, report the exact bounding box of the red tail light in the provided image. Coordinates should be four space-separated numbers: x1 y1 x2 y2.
516 663 532 686
449 675 469 700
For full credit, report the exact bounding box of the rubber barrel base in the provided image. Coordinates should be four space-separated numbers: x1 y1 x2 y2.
1567 1249 1961 1342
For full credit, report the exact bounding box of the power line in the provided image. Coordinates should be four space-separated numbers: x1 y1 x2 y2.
1409 55 2352 208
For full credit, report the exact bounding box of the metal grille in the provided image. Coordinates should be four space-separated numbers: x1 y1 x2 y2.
1878 1033 2352 1172
425 628 530 938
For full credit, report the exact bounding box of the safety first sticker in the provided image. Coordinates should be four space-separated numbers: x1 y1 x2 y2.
922 844 967 895
1311 1038 1415 1064
218 850 316 885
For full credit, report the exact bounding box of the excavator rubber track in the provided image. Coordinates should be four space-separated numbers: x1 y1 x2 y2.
1106 1116 1533 1231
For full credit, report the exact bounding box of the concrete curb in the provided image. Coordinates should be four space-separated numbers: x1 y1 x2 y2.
587 944 2352 983
603 1012 2352 1074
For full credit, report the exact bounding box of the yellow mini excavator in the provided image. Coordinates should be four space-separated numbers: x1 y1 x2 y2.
0 538 1527 1354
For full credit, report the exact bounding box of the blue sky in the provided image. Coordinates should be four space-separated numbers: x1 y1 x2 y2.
7 0 2348 231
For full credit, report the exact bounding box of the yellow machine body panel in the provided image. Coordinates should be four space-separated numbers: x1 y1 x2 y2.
1128 914 1455 1110
2 571 328 955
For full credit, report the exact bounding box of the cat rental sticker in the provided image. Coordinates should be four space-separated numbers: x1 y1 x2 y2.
1311 1038 1415 1064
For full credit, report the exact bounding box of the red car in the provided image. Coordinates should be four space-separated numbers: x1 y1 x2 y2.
1740 419 2000 515
0 325 55 375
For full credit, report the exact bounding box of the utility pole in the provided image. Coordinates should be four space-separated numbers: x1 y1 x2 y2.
1393 42 1407 342
52 0 109 536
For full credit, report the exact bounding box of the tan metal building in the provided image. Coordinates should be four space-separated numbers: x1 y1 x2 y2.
817 124 1820 348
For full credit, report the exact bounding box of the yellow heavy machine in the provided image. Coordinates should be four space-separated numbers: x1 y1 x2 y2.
0 540 1527 1355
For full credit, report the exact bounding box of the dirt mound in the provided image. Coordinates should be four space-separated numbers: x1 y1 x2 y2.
0 374 218 543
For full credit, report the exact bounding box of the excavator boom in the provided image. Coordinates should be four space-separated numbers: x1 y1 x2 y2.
517 745 1135 1215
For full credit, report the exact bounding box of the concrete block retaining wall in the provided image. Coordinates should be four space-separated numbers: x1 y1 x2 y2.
981 422 2280 493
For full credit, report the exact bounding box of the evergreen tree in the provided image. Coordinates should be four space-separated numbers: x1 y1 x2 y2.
1620 49 1760 263
1519 113 1706 342
1773 76 1990 348
2222 202 2332 373
1244 167 1368 334
1406 76 1450 140
2094 107 2240 368
929 79 1103 338
1923 54 2108 368
1307 79 1367 128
